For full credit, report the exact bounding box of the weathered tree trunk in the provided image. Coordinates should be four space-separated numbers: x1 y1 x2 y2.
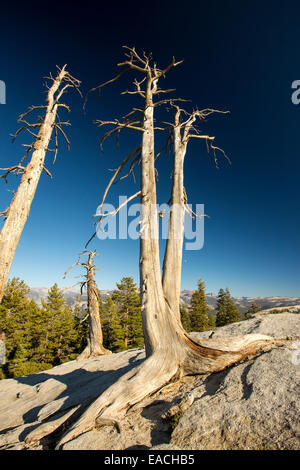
78 251 110 358
139 77 170 357
24 49 282 449
162 110 187 322
0 66 80 303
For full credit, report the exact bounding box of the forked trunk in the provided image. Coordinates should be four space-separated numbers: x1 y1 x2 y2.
24 53 283 449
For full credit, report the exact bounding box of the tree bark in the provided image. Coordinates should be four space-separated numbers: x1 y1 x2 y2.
162 110 187 322
139 77 170 357
78 251 110 358
0 67 76 303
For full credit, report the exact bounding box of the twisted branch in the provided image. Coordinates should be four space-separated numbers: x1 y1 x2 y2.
1 67 81 184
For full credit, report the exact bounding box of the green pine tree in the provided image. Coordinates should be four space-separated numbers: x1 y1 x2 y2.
112 277 144 349
189 279 209 332
207 312 216 329
0 278 49 378
224 288 242 324
34 284 80 366
215 288 227 327
180 304 191 332
0 279 86 378
73 298 87 353
244 302 261 319
216 287 241 326
101 296 125 352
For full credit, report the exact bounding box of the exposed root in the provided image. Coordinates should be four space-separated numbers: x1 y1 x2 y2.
95 416 121 433
24 406 80 447
162 392 194 419
182 334 285 374
77 345 111 360
22 334 284 450
55 353 179 449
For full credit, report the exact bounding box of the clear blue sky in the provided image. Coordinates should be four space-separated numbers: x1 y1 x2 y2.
0 0 299 297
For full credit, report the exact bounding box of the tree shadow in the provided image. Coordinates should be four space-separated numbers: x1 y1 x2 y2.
1 352 145 445
201 368 231 398
125 444 150 450
241 363 253 400
140 399 175 447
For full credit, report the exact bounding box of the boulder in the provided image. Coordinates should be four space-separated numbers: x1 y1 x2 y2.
0 311 299 450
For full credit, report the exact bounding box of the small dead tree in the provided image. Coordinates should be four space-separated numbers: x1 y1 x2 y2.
0 66 81 302
64 250 111 358
25 47 283 448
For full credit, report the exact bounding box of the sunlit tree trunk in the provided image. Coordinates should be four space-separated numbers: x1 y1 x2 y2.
0 66 80 302
65 250 110 359
79 251 110 358
162 110 187 322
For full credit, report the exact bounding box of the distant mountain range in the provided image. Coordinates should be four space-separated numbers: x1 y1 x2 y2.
28 287 300 314
180 290 300 313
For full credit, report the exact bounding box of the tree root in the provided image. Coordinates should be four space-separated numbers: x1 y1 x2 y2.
55 352 179 449
24 406 80 447
77 345 111 360
162 392 195 419
23 334 285 449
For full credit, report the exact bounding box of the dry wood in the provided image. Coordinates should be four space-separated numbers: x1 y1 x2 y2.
24 406 80 447
162 105 229 321
64 250 110 358
0 66 81 302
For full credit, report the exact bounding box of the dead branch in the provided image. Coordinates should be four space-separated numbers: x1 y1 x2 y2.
0 207 9 220
98 146 142 212
0 165 26 183
185 204 210 220
85 191 141 249
84 67 131 111
53 123 70 151
63 250 98 281
116 151 142 184
2 67 81 184
94 191 141 221
42 167 53 179
84 46 184 118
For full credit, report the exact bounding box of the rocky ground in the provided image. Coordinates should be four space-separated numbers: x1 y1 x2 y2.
0 309 299 450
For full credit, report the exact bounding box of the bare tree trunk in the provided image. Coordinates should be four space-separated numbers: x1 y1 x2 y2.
162 105 225 321
139 80 170 357
0 66 80 303
65 250 110 359
78 251 110 358
162 111 186 322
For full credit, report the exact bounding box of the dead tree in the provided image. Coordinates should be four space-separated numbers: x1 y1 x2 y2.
64 250 111 358
162 104 230 322
25 47 283 448
0 66 81 302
